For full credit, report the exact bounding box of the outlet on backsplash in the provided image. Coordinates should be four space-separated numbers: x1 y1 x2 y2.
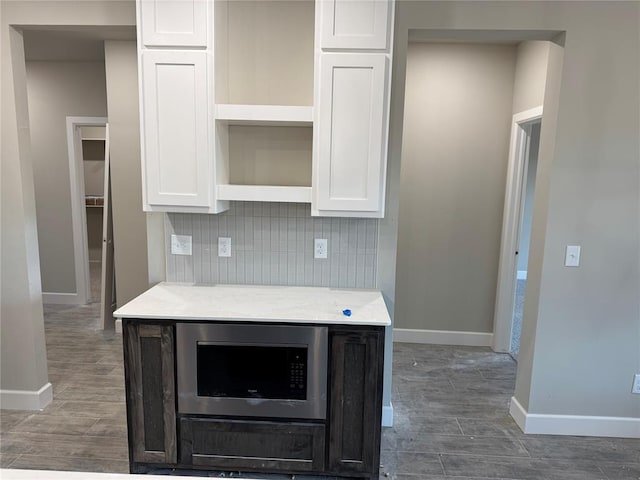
171 234 192 256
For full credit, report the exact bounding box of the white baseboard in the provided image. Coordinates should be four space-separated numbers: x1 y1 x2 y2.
42 292 82 305
382 403 393 427
510 396 640 438
0 382 53 410
115 318 122 334
393 328 493 347
517 270 528 280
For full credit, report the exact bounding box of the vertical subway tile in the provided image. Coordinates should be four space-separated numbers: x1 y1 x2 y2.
338 254 348 288
244 251 254 284
365 253 376 288
304 252 314 286
356 254 366 289
278 252 288 285
347 251 357 287
278 217 288 252
296 252 305 285
287 218 297 253
356 220 367 253
235 250 245 284
287 252 296 285
269 253 279 285
244 217 254 251
163 205 379 289
201 215 212 284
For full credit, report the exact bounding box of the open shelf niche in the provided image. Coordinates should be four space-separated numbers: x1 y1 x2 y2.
214 0 314 203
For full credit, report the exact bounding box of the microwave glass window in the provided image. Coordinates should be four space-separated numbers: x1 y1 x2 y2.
197 344 308 400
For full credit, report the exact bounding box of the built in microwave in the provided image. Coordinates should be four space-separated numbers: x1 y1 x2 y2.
176 323 328 420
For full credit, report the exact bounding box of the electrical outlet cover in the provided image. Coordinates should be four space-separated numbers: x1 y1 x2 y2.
632 374 640 394
171 234 192 256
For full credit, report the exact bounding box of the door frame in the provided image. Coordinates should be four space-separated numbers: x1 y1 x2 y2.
493 106 543 352
66 116 108 305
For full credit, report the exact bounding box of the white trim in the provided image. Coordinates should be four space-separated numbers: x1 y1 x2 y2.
41 292 81 305
517 270 528 280
493 106 543 352
115 318 123 334
510 396 640 438
393 328 493 347
382 403 394 427
66 116 108 306
0 382 53 410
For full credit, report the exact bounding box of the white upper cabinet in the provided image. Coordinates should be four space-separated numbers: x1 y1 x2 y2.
320 0 391 50
140 0 208 47
314 53 388 214
142 50 211 209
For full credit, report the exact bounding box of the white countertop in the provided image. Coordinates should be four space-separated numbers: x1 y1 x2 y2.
114 282 391 326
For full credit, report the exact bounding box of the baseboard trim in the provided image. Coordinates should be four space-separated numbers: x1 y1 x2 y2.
517 270 528 280
42 292 82 305
510 396 640 438
393 328 493 347
115 318 122 334
0 382 53 410
382 403 393 427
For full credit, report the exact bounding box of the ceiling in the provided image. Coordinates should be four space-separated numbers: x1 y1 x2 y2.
22 26 136 61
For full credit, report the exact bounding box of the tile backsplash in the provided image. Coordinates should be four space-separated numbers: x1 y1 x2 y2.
165 202 378 288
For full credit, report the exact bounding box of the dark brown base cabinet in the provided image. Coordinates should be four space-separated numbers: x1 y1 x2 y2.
123 320 385 479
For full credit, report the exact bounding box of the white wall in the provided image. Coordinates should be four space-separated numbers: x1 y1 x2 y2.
382 1 640 432
25 61 108 293
394 42 517 333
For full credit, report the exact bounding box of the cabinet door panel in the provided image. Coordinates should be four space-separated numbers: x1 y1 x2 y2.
321 0 390 50
142 50 211 208
315 53 387 212
140 0 207 47
328 328 384 475
124 322 177 465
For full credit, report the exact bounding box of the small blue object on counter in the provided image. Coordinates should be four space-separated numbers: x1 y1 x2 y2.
342 309 351 317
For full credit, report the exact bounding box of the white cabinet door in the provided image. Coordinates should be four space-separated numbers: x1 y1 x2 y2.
320 0 390 50
140 0 207 47
315 53 388 213
142 50 211 208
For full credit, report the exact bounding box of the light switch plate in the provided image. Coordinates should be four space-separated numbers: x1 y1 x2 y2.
565 245 581 267
171 234 192 256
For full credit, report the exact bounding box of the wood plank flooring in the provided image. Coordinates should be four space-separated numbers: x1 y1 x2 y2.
1 300 639 479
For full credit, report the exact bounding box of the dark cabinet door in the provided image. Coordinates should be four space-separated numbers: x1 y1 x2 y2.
123 322 177 465
328 327 384 476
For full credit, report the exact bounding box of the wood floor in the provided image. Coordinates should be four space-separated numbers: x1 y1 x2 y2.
1 298 639 479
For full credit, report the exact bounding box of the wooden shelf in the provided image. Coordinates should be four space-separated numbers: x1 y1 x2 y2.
215 104 313 127
217 184 311 203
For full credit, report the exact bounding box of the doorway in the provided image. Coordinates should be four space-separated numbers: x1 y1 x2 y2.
67 117 117 328
510 120 541 358
493 106 543 355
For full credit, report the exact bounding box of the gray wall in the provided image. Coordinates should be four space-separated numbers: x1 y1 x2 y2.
25 61 108 293
166 203 378 288
382 1 640 420
1 0 135 404
104 40 156 306
512 41 551 114
394 42 517 333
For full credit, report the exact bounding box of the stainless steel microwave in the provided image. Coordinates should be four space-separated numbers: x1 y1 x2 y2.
176 323 328 420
